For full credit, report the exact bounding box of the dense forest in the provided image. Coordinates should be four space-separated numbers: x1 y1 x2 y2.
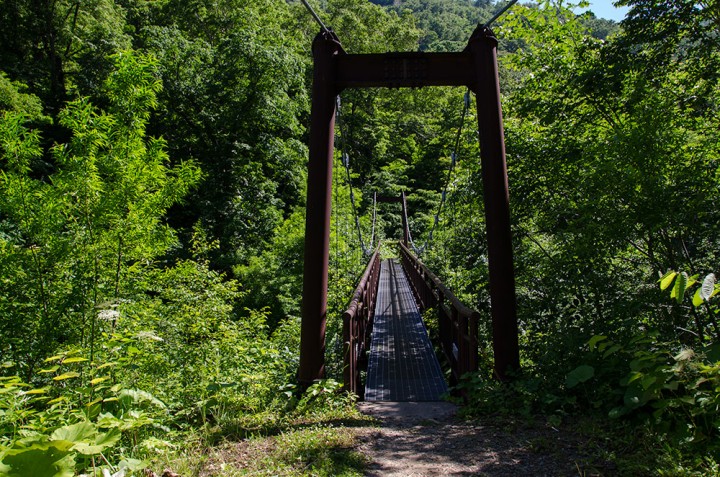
1 0 719 475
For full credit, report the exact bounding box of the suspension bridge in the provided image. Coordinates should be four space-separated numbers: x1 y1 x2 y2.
297 19 521 401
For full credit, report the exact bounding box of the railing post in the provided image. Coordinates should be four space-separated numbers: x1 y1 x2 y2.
299 30 343 385
401 191 409 247
458 310 467 377
342 313 353 394
467 26 520 381
469 311 480 376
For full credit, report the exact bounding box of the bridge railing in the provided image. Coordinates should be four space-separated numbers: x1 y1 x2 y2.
398 241 479 384
342 247 382 396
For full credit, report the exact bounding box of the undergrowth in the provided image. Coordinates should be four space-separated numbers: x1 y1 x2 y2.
149 384 373 477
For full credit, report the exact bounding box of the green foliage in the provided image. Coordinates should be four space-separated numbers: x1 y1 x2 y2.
167 421 369 476
0 51 201 375
565 364 595 389
0 337 169 476
656 269 720 342
326 0 421 53
137 0 311 268
233 210 305 331
0 73 47 122
575 333 720 448
0 287 297 474
457 367 578 421
660 271 720 310
385 0 494 52
1 442 76 477
269 426 366 477
116 260 295 419
294 379 355 416
0 0 131 111
0 47 298 475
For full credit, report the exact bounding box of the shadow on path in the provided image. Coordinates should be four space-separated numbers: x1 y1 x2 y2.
356 402 609 477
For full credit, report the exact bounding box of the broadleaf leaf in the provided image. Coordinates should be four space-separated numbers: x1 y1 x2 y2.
52 372 80 381
659 271 677 290
671 272 687 303
566 365 594 388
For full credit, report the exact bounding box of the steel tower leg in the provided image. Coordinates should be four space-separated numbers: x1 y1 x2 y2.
468 26 521 380
299 31 343 385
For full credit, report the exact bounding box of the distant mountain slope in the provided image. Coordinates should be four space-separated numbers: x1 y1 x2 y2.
369 0 618 51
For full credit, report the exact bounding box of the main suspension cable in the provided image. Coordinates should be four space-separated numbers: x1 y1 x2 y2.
335 96 377 257
483 0 519 28
299 0 331 34
408 89 471 256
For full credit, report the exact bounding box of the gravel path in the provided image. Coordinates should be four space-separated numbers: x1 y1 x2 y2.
356 402 608 477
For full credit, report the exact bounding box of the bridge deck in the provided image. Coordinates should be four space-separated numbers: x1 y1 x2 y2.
365 259 447 401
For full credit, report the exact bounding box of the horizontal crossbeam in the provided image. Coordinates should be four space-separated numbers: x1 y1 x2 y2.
336 52 475 90
375 195 402 203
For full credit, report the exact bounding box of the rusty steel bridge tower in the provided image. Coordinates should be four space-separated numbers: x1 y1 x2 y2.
298 25 520 385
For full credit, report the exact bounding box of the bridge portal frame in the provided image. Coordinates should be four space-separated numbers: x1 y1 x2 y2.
375 192 410 247
299 26 520 384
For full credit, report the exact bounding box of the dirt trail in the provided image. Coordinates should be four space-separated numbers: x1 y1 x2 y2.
356 402 607 477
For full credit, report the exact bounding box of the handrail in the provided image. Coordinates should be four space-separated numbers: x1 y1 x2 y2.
398 241 479 384
342 246 382 396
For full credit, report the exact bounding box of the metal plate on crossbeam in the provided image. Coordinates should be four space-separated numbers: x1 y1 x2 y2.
336 52 474 89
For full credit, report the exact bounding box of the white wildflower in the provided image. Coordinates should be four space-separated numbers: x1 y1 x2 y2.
97 309 120 321
136 331 164 342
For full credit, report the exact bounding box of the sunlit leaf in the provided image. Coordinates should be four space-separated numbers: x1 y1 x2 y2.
85 398 103 408
73 428 121 455
670 272 687 303
90 376 110 385
47 396 69 405
659 271 677 290
52 372 80 381
118 458 147 472
50 421 96 444
692 288 704 307
61 357 88 364
23 388 49 395
627 371 644 384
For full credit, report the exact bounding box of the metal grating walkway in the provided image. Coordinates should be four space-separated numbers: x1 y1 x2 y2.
364 259 447 401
